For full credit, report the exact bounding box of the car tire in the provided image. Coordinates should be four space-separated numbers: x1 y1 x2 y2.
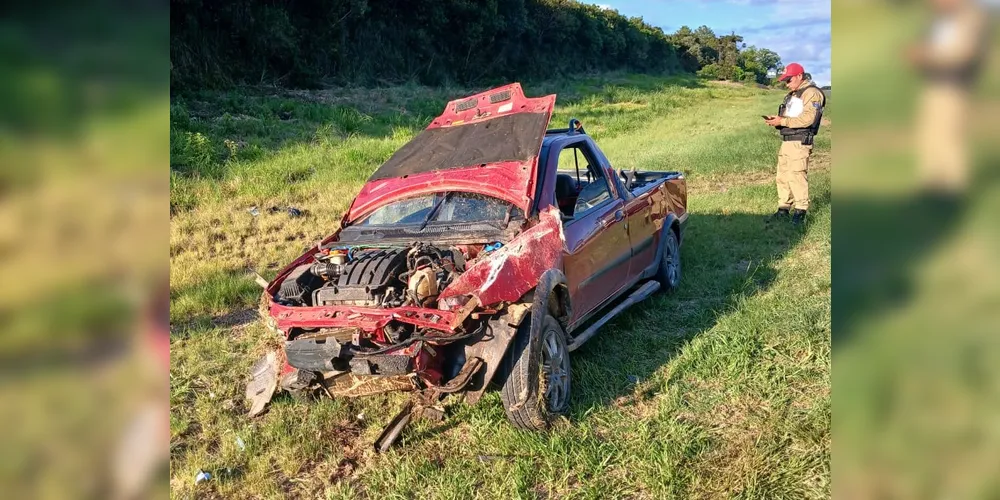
656 227 681 292
500 313 571 431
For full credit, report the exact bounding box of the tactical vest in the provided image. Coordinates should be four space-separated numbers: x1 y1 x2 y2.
921 14 987 87
777 84 826 145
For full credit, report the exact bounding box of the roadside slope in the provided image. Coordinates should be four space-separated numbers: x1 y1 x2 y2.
169 75 831 499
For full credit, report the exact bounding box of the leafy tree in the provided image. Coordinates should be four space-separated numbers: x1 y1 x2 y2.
170 0 783 90
672 25 785 86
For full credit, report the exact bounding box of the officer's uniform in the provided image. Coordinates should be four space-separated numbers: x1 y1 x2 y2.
915 1 986 192
775 81 825 212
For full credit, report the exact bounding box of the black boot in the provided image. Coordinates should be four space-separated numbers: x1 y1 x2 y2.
791 209 807 225
768 207 790 223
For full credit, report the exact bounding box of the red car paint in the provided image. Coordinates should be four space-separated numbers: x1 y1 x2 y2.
346 84 555 221
263 82 687 388
437 206 565 306
531 130 688 329
270 304 457 333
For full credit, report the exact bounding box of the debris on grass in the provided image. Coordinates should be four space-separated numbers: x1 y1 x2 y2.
266 205 305 217
247 206 260 217
246 351 281 417
195 470 211 484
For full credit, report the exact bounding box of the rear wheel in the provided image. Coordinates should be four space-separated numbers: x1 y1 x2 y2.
656 227 681 292
500 313 571 430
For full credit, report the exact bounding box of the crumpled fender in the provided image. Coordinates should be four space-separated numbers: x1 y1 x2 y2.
522 268 571 407
644 212 680 279
439 205 566 307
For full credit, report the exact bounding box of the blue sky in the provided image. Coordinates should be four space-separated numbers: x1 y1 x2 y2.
593 0 831 85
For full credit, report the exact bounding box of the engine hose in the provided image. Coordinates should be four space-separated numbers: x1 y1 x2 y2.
398 270 413 284
354 322 489 358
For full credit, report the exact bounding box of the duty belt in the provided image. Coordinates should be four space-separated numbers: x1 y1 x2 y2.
780 130 814 145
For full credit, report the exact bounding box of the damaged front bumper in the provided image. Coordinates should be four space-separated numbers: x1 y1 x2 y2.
245 206 565 449
263 301 471 384
247 300 525 450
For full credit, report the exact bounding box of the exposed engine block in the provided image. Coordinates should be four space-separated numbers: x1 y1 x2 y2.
274 243 467 309
313 248 407 306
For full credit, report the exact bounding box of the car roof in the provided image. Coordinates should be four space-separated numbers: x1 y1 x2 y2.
542 129 589 148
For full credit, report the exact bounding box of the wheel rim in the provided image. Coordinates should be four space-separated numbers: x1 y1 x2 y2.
540 328 570 412
664 236 679 286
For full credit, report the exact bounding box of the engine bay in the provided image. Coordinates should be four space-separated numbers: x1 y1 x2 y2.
273 241 491 310
268 241 509 385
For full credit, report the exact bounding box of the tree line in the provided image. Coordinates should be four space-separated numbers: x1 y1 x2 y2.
170 0 785 89
668 26 784 85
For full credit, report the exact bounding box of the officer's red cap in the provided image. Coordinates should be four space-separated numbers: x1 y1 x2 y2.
778 63 804 81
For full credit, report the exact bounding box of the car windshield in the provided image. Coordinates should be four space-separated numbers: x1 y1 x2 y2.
356 192 521 226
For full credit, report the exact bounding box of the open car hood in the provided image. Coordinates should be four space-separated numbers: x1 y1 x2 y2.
346 83 556 222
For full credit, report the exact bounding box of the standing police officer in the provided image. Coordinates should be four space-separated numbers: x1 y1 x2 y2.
764 63 826 225
908 0 987 194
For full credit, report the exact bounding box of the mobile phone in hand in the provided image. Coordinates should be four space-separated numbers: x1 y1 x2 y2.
761 115 770 119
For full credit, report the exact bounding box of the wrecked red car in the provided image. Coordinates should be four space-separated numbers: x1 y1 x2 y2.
247 83 687 450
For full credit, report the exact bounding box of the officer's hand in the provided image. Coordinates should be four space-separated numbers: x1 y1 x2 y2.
764 116 783 127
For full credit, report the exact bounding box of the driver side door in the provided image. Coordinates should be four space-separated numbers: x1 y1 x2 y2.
555 141 632 324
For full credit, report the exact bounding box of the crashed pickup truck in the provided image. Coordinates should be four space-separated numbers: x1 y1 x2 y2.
247 83 687 450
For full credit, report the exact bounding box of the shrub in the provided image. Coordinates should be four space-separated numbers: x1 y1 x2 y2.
171 131 217 176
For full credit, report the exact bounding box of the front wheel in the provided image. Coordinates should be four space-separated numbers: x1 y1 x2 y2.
656 227 681 292
500 314 571 431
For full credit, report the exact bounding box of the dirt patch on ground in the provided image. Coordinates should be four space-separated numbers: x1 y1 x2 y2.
283 419 367 498
171 307 260 338
329 419 364 481
212 308 258 329
688 150 830 195
249 418 369 499
688 170 774 195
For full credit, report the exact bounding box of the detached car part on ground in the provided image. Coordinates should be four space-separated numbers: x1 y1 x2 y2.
246 83 688 451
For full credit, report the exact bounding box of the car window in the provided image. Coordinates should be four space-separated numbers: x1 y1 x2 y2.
552 144 614 219
358 192 519 226
560 149 611 217
574 171 612 215
435 193 518 222
362 196 436 225
557 144 591 174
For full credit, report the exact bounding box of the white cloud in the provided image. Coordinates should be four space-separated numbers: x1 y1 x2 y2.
773 0 830 20
743 17 830 86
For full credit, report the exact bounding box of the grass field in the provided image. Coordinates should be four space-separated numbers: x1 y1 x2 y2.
169 73 831 499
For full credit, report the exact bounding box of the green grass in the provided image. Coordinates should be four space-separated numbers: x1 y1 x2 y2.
169 73 831 498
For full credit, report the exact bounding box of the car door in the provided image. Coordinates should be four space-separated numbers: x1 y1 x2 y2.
621 182 658 279
556 140 632 324
590 142 658 281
